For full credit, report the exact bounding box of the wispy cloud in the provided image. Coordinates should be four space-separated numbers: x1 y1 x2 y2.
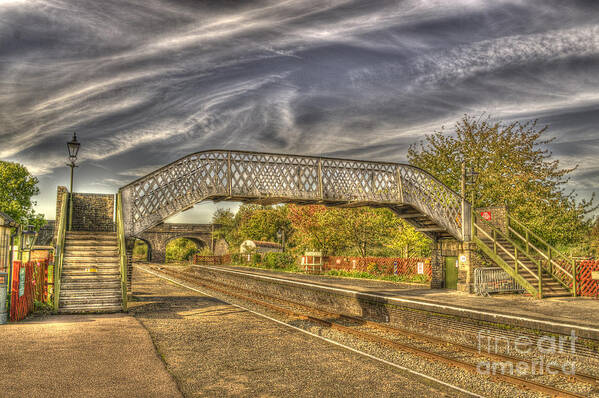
0 0 598 219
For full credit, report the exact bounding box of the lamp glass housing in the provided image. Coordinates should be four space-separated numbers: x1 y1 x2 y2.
67 132 80 161
22 226 36 250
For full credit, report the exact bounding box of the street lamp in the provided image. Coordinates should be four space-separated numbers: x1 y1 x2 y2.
276 228 286 252
22 225 37 250
67 132 80 231
466 166 479 207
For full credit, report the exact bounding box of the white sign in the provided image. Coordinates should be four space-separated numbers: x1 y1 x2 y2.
460 255 467 263
417 262 424 274
592 271 599 280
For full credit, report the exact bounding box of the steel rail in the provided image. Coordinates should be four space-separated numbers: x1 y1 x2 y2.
152 265 593 398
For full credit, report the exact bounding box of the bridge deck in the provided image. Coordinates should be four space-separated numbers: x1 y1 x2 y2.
194 263 599 337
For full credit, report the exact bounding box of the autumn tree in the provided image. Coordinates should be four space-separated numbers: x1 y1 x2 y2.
408 115 595 246
0 161 45 229
386 218 431 258
287 205 348 255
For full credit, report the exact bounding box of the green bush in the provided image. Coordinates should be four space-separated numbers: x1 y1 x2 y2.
262 252 296 269
324 269 429 284
166 238 199 262
251 252 262 265
231 253 243 264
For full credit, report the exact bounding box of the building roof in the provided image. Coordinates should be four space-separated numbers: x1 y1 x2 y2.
242 240 282 249
0 211 17 227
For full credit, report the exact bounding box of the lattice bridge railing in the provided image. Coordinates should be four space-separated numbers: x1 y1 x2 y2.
119 150 468 240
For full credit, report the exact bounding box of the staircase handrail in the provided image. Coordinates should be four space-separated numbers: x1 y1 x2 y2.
507 214 576 295
115 192 128 311
53 192 69 310
473 213 541 281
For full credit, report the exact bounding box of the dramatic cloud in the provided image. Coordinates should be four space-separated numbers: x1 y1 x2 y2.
1 0 598 220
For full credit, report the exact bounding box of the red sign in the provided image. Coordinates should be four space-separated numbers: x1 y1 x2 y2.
481 211 492 221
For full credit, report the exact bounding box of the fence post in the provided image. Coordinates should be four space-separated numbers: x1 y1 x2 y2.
538 261 543 299
493 229 497 254
572 259 577 297
525 230 530 255
514 247 518 275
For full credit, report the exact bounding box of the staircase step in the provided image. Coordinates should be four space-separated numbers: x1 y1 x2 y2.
61 281 122 290
58 303 122 314
65 245 118 251
60 289 121 298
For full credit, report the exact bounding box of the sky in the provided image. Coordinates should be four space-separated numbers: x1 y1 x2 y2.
1 0 598 223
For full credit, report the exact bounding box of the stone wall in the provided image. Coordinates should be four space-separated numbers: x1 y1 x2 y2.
36 220 55 246
475 206 508 235
71 193 115 232
54 187 115 242
214 239 229 256
54 186 68 244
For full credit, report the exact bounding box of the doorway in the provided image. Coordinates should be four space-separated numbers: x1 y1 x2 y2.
445 256 459 289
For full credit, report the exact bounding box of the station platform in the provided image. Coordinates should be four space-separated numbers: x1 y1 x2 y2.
195 264 599 339
0 313 182 397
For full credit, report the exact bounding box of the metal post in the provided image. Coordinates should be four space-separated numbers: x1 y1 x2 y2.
317 159 323 199
227 152 232 196
493 229 497 254
572 259 577 297
538 261 543 299
68 163 74 231
461 163 467 241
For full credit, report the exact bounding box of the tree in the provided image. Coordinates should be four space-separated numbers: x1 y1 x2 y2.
386 218 431 258
407 115 595 246
238 206 290 243
212 208 236 243
0 161 45 229
342 208 393 257
287 205 348 255
589 218 599 258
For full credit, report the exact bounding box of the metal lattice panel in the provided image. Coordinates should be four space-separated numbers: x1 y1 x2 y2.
120 150 468 240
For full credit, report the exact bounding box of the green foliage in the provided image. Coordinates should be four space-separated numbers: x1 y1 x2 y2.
133 240 148 260
250 252 262 265
408 115 595 246
287 205 430 257
212 205 289 251
165 238 200 262
324 269 428 284
262 252 296 269
231 253 243 264
589 218 599 258
197 246 213 256
0 161 45 229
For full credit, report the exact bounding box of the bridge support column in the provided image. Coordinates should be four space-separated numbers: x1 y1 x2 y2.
430 240 443 289
152 243 167 264
457 241 481 293
125 237 136 291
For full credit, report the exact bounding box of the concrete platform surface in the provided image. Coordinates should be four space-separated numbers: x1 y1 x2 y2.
0 313 182 398
209 264 599 330
130 265 461 397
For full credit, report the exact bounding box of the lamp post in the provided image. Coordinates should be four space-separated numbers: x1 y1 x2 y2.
67 132 80 231
21 225 37 263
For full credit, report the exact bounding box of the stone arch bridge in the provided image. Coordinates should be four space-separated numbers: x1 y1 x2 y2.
135 223 214 263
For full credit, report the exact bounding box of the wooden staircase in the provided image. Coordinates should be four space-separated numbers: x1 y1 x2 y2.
473 213 576 299
476 234 571 298
59 231 122 313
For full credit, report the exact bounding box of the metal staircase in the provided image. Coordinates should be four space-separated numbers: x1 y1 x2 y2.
472 212 576 298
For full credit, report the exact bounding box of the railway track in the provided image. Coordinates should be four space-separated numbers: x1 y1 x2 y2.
145 264 598 398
